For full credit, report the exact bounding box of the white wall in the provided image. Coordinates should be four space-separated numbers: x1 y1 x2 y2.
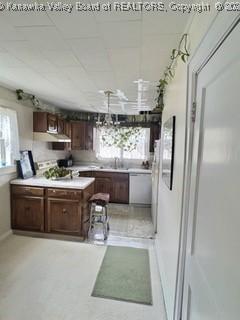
0 85 66 237
155 11 218 320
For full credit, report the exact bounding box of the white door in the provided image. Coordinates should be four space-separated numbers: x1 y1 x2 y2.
182 22 240 320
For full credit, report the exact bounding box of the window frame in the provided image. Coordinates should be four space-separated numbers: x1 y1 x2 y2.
0 106 19 174
94 126 150 161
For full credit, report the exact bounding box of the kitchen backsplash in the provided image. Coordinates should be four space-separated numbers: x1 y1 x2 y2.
71 150 153 168
32 141 67 162
32 142 153 168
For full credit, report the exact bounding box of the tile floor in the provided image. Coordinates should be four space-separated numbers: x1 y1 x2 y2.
88 204 154 243
0 235 167 320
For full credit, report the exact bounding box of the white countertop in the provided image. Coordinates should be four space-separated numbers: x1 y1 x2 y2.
10 176 95 190
71 165 152 174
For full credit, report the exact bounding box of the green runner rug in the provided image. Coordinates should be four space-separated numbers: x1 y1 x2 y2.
92 246 152 305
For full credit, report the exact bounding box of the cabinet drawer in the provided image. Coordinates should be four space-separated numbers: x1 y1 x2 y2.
47 188 82 199
93 171 112 178
12 185 44 197
78 171 92 177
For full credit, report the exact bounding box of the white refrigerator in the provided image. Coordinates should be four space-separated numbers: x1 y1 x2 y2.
151 140 161 233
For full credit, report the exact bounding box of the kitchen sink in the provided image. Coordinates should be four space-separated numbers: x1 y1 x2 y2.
99 166 129 171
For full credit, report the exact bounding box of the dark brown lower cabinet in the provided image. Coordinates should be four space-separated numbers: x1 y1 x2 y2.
46 198 82 236
94 177 112 195
11 183 94 238
80 171 129 204
11 196 44 232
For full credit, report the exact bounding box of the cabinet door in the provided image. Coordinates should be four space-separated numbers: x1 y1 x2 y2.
112 175 129 204
47 198 82 236
12 196 44 232
85 122 93 150
71 121 85 150
94 177 112 196
47 114 58 133
33 112 48 132
57 118 65 134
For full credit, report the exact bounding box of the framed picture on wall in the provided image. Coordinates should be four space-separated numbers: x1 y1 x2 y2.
162 116 176 190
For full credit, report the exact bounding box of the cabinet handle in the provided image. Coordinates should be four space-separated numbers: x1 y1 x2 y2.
62 208 68 214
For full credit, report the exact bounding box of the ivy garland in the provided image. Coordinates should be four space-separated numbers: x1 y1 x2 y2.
156 34 190 112
100 126 142 152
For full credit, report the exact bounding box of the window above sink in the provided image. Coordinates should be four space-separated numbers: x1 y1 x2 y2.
94 127 150 160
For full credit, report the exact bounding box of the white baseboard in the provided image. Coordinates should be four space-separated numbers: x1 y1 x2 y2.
0 230 12 242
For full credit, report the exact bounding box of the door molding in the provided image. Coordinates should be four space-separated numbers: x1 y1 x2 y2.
174 11 240 320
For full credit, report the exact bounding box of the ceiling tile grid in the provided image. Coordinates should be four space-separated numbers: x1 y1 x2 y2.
0 2 190 113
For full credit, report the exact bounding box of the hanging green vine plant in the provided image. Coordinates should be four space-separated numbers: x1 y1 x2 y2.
100 126 142 152
156 34 190 113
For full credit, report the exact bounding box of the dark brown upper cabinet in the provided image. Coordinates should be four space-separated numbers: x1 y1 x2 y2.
85 122 93 150
33 113 93 151
33 112 58 133
71 121 93 151
57 117 65 134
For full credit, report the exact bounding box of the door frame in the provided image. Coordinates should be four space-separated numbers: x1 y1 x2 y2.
174 11 240 320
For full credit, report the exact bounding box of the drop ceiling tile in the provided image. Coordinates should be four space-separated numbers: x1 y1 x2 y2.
93 0 142 22
0 46 7 53
40 89 91 110
99 21 141 48
88 71 117 90
0 67 57 92
69 38 107 55
63 67 98 92
2 3 53 26
0 17 26 40
0 7 190 114
16 26 68 50
46 7 99 38
115 72 140 89
140 47 172 81
2 40 37 51
142 34 181 51
41 50 80 67
27 59 59 73
109 47 140 74
141 65 165 82
76 54 112 72
0 53 25 67
41 72 76 92
1 41 44 62
142 10 188 35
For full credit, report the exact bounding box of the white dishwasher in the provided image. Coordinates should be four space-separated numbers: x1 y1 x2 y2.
129 173 152 205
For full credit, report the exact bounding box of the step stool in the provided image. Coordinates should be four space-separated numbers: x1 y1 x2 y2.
88 193 110 240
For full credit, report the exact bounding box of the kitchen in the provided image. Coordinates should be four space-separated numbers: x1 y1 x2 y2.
1 5 237 320
0 84 162 318
8 105 158 243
